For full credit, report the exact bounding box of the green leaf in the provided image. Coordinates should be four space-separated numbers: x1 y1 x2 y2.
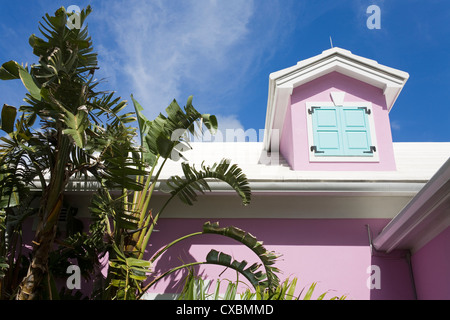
18 66 41 101
203 222 280 292
1 104 17 134
202 114 218 135
131 94 149 135
0 60 20 80
166 159 251 206
134 95 217 165
303 282 317 300
62 111 88 148
205 250 266 290
156 133 174 159
0 61 41 100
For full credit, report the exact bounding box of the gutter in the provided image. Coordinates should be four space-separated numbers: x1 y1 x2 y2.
372 158 450 253
33 178 425 197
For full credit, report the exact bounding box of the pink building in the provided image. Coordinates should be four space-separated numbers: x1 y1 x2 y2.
58 48 450 300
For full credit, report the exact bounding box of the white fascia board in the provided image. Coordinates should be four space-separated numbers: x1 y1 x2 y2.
42 176 425 196
271 49 409 91
150 180 424 197
264 85 292 151
372 158 450 253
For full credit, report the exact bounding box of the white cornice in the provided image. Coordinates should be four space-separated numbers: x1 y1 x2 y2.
372 158 450 253
263 47 409 151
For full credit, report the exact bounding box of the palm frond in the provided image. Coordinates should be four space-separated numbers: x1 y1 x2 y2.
132 95 217 167
165 159 251 206
203 222 280 292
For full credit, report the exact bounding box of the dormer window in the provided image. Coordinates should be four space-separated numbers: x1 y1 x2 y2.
306 92 379 162
266 48 409 171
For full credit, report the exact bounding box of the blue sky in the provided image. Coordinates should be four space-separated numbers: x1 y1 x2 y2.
0 0 449 142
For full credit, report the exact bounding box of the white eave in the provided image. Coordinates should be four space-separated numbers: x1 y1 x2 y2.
48 142 450 196
372 158 450 254
152 142 450 197
263 47 410 151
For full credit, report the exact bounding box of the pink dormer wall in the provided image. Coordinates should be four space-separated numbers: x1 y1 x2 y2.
280 71 397 171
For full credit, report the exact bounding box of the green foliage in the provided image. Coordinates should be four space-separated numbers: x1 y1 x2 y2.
178 272 347 301
137 221 281 300
203 222 279 291
0 6 145 299
1 5 260 300
132 95 217 167
167 160 251 206
108 244 152 300
91 94 257 300
0 193 37 299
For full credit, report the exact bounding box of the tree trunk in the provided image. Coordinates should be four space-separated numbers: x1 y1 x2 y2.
16 133 70 300
16 224 58 300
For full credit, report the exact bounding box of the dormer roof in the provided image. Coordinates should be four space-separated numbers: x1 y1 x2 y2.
263 47 409 151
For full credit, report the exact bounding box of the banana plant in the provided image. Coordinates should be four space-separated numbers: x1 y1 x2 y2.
90 94 267 299
0 6 146 299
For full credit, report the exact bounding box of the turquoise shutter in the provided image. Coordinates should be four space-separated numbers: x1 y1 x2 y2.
310 106 375 157
340 107 373 156
311 106 343 156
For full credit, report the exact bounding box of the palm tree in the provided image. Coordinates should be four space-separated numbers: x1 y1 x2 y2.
0 6 145 300
90 95 282 300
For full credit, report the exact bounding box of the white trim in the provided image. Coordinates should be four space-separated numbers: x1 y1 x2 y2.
330 91 346 106
305 101 379 162
373 158 450 253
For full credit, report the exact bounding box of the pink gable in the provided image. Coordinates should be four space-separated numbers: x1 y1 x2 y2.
280 71 397 171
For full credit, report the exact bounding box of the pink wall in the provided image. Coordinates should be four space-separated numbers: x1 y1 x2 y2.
411 226 450 300
280 71 397 171
18 202 417 300
146 218 416 300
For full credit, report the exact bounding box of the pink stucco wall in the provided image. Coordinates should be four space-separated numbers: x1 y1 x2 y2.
18 204 418 300
146 218 416 300
411 226 450 300
280 71 397 171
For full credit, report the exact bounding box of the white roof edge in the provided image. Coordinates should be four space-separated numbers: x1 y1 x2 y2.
49 179 425 196
372 158 450 253
270 47 409 82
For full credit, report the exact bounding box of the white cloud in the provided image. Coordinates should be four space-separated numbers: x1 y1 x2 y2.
216 114 245 132
93 0 256 120
199 114 265 143
391 120 401 131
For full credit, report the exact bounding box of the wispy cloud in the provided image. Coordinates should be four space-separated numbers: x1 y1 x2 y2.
390 120 401 131
92 0 257 121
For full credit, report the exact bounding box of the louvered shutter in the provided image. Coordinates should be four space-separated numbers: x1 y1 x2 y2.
310 106 375 157
311 106 343 156
340 107 374 156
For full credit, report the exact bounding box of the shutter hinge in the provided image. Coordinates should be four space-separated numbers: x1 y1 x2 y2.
358 107 371 115
311 146 324 154
364 146 377 154
308 107 321 114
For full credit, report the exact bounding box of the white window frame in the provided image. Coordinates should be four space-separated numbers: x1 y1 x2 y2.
306 101 379 163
